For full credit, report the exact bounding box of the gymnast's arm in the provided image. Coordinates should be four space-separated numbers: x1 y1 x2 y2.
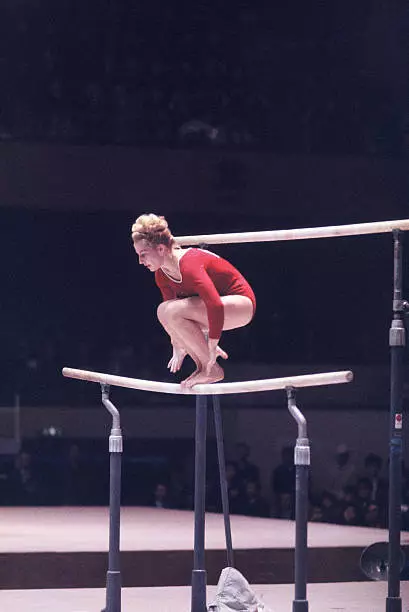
184 265 224 371
155 275 188 370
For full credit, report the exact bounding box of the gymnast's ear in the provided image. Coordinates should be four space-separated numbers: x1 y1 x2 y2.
157 243 166 256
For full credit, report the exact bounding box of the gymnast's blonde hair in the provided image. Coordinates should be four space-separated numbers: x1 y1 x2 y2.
131 214 176 248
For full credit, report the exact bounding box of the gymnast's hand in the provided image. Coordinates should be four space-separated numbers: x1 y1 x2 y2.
167 347 187 373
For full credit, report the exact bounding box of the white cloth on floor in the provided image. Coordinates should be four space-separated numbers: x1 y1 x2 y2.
207 567 273 612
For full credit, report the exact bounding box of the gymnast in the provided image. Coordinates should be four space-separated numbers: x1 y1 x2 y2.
131 214 256 388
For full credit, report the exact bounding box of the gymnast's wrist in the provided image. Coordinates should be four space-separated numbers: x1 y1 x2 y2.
172 343 186 354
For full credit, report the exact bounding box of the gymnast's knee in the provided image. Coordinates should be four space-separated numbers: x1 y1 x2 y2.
157 300 180 324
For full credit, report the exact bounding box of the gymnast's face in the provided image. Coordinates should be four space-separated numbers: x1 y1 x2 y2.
134 239 166 272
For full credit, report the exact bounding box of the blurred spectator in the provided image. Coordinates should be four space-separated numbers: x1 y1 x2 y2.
225 461 240 490
355 477 373 509
222 461 241 515
342 484 357 506
228 485 245 515
270 445 295 519
61 443 94 505
363 502 383 528
325 444 356 500
150 482 173 509
340 502 361 527
235 442 260 486
350 476 384 527
241 480 270 518
8 451 42 505
309 504 324 522
319 490 342 524
170 451 195 510
361 452 388 526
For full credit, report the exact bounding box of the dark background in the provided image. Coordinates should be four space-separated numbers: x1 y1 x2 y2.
0 0 407 402
0 0 409 402
0 0 408 518
0 206 403 406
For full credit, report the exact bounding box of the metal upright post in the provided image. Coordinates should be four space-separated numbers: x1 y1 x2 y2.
386 230 406 612
191 394 208 612
212 394 234 567
101 384 123 612
286 387 310 612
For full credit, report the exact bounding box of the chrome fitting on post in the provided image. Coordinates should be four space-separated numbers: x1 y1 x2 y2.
389 319 406 347
109 429 123 453
295 438 310 466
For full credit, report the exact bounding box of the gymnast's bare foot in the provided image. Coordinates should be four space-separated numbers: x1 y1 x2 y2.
182 363 224 388
180 366 202 388
217 346 228 360
177 347 227 388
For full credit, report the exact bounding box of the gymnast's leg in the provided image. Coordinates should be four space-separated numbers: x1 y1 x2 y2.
158 309 228 377
157 312 202 373
157 296 253 387
157 301 223 386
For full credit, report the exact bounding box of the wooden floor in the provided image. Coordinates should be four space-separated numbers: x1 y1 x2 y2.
0 582 408 612
0 507 408 591
1 506 405 552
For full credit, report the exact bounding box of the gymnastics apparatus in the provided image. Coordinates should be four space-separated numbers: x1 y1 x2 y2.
63 217 409 612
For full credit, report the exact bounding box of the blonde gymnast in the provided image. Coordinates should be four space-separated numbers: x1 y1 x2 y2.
132 214 256 388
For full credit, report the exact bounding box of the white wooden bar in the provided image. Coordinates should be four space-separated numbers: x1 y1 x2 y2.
62 367 353 396
175 218 409 246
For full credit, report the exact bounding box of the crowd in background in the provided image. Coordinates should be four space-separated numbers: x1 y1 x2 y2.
0 0 406 157
0 439 408 531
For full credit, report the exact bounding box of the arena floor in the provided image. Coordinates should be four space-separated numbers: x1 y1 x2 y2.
1 582 408 612
0 507 408 611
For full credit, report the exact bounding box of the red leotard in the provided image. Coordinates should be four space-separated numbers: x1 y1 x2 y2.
155 248 256 339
